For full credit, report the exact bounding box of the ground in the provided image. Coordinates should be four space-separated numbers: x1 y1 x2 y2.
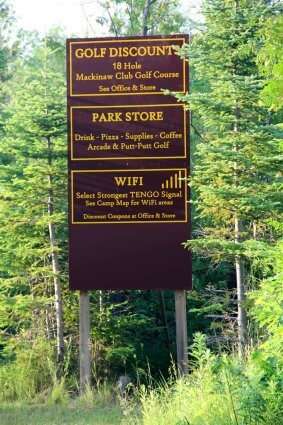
0 404 125 425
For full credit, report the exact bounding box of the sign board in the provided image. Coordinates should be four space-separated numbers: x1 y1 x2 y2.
70 104 187 161
68 37 187 97
67 35 191 291
71 169 188 224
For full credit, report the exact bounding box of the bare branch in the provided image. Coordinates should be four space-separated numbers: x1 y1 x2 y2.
80 0 96 35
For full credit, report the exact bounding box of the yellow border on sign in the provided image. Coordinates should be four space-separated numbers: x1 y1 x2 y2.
71 168 188 224
69 38 187 97
70 104 187 161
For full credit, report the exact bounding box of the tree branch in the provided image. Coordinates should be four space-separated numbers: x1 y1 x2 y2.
95 0 120 36
80 0 95 35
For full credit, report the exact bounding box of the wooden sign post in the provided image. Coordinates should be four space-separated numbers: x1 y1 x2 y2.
66 35 191 386
175 290 188 376
79 291 91 391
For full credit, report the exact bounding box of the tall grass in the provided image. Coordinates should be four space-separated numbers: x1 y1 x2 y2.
0 337 126 422
136 334 283 425
0 339 58 401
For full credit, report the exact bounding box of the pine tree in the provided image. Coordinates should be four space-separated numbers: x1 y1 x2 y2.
176 0 282 353
0 32 67 361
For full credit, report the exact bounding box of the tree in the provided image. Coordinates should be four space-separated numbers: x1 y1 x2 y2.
0 1 13 85
0 0 20 113
176 0 282 353
81 0 187 36
257 14 283 111
0 32 67 361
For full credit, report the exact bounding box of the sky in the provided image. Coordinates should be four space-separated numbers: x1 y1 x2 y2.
13 0 94 37
12 0 202 37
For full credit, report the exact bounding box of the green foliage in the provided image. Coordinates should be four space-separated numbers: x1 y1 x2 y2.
93 0 187 36
48 379 70 406
0 339 57 401
0 30 68 360
249 243 283 376
176 0 282 260
87 290 175 379
138 333 283 425
137 253 283 424
0 1 16 93
257 15 283 110
172 0 283 349
0 404 124 425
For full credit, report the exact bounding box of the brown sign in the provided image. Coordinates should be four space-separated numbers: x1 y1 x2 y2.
67 35 191 291
68 36 187 97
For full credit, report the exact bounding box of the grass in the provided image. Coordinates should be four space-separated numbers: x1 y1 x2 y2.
0 403 124 425
1 331 282 425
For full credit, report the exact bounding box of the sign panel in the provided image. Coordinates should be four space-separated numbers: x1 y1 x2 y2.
71 169 188 224
68 36 187 97
67 35 191 291
70 104 187 161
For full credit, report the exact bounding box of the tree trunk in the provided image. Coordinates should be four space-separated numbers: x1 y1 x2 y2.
99 290 103 324
44 257 54 340
232 0 248 351
157 290 171 349
233 138 248 353
142 0 150 35
234 217 248 355
142 0 157 36
47 135 65 361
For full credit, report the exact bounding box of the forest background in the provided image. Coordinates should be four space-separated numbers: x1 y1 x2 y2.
0 1 282 424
